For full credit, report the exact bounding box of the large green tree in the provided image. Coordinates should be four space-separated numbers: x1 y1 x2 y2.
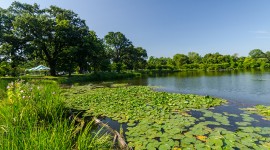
104 32 132 72
173 54 189 69
188 52 201 64
202 53 223 64
12 2 89 76
0 3 38 76
123 46 148 70
249 49 266 59
87 31 111 72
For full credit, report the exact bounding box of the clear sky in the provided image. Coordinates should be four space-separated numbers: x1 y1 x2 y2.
1 0 270 57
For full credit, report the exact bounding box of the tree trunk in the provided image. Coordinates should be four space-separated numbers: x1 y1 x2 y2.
78 62 85 74
79 67 85 74
11 65 17 77
116 63 121 73
68 67 72 77
42 45 57 76
48 60 57 76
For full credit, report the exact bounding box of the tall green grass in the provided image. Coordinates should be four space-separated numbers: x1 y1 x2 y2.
0 79 10 100
0 80 112 149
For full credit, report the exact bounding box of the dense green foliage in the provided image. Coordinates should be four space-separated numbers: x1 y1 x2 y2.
148 49 270 71
65 85 270 149
0 80 112 149
0 2 148 76
104 32 148 72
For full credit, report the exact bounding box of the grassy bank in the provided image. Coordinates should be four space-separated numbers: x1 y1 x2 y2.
0 72 141 85
58 72 141 84
0 80 112 149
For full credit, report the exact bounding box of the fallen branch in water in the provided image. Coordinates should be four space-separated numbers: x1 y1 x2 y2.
93 117 131 150
71 115 131 150
72 117 85 136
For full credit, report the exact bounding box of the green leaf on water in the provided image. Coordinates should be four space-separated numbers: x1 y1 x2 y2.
159 143 171 150
236 122 251 126
181 136 197 144
146 142 158 150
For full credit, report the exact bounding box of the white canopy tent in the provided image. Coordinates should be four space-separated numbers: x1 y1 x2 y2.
25 65 50 75
27 65 50 71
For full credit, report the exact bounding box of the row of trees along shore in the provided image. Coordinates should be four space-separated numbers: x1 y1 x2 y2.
149 49 270 71
1 2 270 77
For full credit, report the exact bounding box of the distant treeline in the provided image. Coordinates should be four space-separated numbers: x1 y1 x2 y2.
147 49 270 71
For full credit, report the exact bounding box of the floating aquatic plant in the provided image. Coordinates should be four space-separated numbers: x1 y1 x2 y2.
242 105 270 120
65 85 270 149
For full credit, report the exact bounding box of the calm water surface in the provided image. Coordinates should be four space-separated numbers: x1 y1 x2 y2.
122 70 270 106
107 70 270 134
101 70 270 140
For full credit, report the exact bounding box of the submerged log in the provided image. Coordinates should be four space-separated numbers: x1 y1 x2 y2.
69 110 131 149
93 117 131 150
73 117 85 135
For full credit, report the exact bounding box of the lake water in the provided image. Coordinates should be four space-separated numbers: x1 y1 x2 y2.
121 70 270 106
109 70 270 141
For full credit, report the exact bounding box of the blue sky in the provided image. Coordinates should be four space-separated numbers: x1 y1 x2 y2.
1 0 270 57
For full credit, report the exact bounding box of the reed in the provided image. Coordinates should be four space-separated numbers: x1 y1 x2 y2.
0 80 112 150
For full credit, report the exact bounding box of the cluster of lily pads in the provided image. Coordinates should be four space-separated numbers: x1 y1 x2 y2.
125 109 270 149
65 85 270 149
66 86 225 123
242 105 270 120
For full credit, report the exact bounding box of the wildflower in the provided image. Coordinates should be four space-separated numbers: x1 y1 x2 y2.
6 85 10 89
20 90 24 93
22 96 25 99
52 92 56 95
